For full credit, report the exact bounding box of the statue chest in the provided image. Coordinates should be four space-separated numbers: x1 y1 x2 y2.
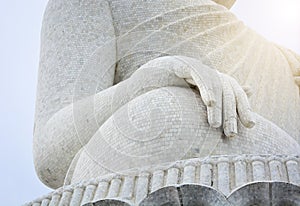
108 0 233 82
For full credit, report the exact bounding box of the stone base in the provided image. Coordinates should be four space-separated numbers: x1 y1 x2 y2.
86 183 300 206
24 155 300 206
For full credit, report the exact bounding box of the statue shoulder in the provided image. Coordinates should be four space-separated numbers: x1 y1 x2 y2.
275 45 300 86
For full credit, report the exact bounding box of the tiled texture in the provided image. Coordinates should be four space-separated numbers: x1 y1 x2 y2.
31 0 300 205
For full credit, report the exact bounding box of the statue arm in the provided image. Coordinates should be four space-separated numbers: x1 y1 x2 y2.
33 0 116 188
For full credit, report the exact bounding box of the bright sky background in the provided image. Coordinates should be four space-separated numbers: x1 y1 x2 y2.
0 0 299 205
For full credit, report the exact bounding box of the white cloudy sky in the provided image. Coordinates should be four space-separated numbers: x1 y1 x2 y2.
0 0 299 205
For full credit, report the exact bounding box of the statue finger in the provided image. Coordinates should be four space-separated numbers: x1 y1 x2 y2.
190 70 216 107
191 70 222 128
207 104 222 128
220 74 238 137
173 56 222 127
229 76 255 128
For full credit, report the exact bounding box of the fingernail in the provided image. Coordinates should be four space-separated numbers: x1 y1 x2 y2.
207 106 222 128
246 112 256 128
246 120 255 128
210 120 222 128
225 119 238 137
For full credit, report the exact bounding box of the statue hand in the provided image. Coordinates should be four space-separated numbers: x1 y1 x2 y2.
171 56 255 137
218 73 255 137
130 55 255 137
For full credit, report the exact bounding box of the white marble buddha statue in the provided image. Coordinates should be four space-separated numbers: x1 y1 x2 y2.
34 0 300 190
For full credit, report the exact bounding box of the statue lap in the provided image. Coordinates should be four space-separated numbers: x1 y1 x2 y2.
68 86 300 184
